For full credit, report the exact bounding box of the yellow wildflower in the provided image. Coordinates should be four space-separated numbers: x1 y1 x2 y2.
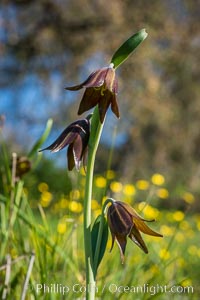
159 249 170 260
123 184 136 196
91 199 100 210
40 191 52 207
182 279 193 287
69 201 83 213
137 202 159 220
57 222 67 234
151 173 165 186
182 192 195 204
160 225 174 236
145 206 159 219
156 188 169 199
173 211 184 222
38 182 49 192
93 209 102 219
136 180 150 190
95 176 107 188
110 181 123 193
59 198 69 209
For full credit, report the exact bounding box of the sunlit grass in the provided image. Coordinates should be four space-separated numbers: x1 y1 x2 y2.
0 159 199 299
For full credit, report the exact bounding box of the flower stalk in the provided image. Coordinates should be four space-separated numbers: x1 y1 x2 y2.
83 106 104 300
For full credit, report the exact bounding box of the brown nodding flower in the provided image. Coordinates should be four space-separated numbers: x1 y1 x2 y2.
16 156 32 178
11 156 31 180
40 115 91 171
65 64 119 123
107 200 163 263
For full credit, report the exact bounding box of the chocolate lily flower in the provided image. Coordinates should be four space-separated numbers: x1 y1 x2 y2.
16 156 32 178
65 64 119 123
107 200 163 263
10 156 31 181
40 115 91 171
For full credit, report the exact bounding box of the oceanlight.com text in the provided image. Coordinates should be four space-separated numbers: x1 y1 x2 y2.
30 282 194 296
108 283 194 295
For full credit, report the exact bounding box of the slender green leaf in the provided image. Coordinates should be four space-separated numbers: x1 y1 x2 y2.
91 215 108 273
111 28 148 69
28 118 53 158
0 131 11 186
0 195 80 280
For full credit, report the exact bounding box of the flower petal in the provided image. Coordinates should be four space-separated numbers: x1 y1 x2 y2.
111 95 120 119
109 231 116 253
67 144 75 171
65 68 107 91
129 225 148 253
113 77 118 94
72 134 83 171
40 130 78 152
65 83 84 91
78 87 99 115
108 202 132 236
116 201 146 221
134 219 163 237
108 203 127 264
115 234 127 264
82 69 107 88
104 67 116 93
98 90 112 123
116 201 162 237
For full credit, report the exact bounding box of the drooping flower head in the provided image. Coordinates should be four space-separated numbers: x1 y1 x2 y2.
107 200 163 263
10 156 32 181
65 63 119 123
15 156 32 178
40 115 91 171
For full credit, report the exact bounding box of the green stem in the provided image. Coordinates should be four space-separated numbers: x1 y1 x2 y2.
84 107 104 300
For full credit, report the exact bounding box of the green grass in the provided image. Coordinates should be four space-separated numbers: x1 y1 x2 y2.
0 162 200 300
0 123 199 299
